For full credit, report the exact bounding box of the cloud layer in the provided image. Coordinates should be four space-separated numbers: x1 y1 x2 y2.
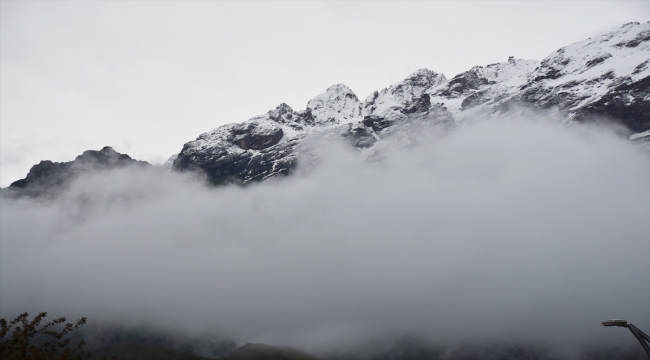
1 118 648 354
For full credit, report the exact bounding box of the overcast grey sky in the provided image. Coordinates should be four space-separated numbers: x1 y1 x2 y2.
1 1 648 186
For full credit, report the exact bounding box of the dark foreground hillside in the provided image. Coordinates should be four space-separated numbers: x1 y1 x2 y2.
90 343 321 360
88 342 646 360
220 343 321 360
91 343 215 360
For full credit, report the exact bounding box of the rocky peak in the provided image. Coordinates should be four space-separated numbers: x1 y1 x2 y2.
402 68 447 89
4 147 151 198
362 68 446 116
243 103 314 129
262 103 298 124
74 146 135 168
306 83 360 125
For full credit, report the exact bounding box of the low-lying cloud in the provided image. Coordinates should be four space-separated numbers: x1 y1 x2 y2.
1 117 648 355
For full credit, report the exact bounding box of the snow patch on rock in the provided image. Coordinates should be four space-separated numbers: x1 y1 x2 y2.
307 84 361 125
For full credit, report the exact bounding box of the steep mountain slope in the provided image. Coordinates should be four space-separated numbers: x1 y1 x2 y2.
514 21 650 131
171 22 649 185
427 21 650 127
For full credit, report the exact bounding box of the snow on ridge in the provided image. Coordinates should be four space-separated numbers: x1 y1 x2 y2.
306 83 361 125
423 57 540 117
533 21 649 83
362 68 446 116
475 58 539 86
526 21 650 111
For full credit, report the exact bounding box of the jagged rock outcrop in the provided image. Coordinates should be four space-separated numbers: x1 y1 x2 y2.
161 22 650 184
3 146 151 198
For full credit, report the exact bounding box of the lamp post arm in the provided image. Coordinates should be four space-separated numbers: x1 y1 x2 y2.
626 324 650 359
627 324 650 343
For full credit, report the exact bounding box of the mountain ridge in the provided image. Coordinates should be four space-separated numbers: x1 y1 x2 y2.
171 21 650 184
4 22 649 193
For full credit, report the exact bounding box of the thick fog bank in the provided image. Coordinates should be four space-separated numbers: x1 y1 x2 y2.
1 118 649 354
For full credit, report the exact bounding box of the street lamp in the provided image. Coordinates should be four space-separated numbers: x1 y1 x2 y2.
602 319 650 358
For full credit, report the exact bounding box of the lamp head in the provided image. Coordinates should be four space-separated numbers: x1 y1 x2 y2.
602 319 628 327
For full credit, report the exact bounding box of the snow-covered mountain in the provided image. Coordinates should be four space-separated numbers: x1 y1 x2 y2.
171 22 649 184
4 21 648 194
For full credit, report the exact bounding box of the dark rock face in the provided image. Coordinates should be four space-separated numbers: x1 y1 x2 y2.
573 76 650 133
614 27 650 48
585 52 612 68
528 51 570 83
461 90 488 110
9 161 73 190
174 134 303 185
4 146 151 198
229 122 284 150
512 70 650 133
402 94 432 114
363 115 392 133
340 123 377 149
442 68 489 97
